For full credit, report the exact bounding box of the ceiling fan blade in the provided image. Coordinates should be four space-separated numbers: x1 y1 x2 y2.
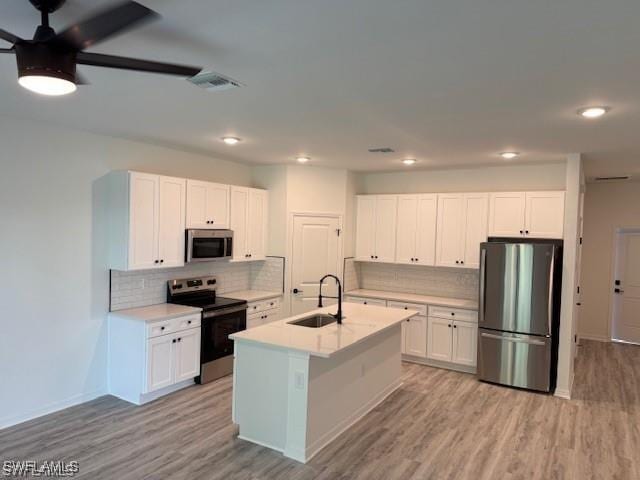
54 1 158 51
75 71 90 85
77 52 202 77
0 29 21 45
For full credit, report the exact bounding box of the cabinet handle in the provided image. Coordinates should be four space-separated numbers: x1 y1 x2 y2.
160 259 164 263
178 337 181 342
187 320 192 324
172 339 176 343
525 230 529 234
154 260 159 264
451 312 455 316
455 260 459 264
161 326 165 330
370 255 374 259
415 258 419 262
520 230 524 234
460 260 464 265
448 324 452 328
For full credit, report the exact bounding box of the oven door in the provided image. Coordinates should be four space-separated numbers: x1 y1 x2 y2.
186 230 232 262
201 305 247 364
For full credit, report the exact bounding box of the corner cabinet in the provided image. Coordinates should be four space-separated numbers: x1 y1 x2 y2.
435 193 488 269
488 191 565 239
230 187 268 261
186 180 230 229
108 171 186 271
355 195 398 262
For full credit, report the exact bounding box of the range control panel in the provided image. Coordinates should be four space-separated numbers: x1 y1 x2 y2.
168 276 217 293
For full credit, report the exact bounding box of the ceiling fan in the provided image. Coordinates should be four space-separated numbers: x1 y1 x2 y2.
0 0 203 95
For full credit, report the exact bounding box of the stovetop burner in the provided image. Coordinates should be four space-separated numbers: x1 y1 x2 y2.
166 275 246 311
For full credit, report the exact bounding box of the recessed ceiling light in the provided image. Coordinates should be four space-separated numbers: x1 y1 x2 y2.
402 158 417 166
577 106 610 119
296 156 310 164
500 152 519 160
222 136 241 145
18 75 77 96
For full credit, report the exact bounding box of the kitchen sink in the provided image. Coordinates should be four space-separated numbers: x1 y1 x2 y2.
288 314 338 328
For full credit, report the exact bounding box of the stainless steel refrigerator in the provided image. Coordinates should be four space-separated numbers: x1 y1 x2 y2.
477 239 563 393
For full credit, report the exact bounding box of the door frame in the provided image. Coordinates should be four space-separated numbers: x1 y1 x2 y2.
287 211 344 316
608 226 640 343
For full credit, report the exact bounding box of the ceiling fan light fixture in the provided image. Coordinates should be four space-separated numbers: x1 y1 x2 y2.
18 74 76 96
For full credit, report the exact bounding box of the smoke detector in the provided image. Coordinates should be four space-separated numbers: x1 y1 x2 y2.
188 71 244 92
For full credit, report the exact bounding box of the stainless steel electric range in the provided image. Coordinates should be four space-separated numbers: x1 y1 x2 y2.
167 276 247 384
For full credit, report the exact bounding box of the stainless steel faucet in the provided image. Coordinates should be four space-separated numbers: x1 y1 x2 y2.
318 274 343 324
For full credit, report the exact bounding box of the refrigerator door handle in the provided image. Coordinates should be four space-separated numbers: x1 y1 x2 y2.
479 247 487 325
480 332 547 346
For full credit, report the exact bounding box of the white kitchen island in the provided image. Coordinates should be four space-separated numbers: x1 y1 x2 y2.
229 302 417 463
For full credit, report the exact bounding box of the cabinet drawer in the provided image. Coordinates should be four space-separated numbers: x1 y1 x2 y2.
261 297 281 312
147 319 174 338
387 301 427 317
428 306 478 323
344 296 387 307
173 314 201 331
247 314 263 329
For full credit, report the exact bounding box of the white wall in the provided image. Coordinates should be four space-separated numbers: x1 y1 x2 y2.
0 117 252 428
555 154 584 399
579 181 640 340
357 162 566 194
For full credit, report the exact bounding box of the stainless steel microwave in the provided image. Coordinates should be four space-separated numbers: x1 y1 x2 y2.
186 229 233 263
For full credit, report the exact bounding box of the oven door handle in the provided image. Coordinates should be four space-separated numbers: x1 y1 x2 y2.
202 305 248 319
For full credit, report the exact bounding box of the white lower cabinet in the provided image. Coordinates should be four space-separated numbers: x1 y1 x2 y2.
402 316 427 357
246 297 282 329
109 311 202 405
426 307 478 368
343 296 388 307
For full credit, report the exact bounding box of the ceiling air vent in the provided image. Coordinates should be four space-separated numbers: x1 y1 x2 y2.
188 71 244 92
368 147 395 153
594 175 631 182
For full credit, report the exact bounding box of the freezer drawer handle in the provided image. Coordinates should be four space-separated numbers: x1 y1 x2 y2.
480 332 546 346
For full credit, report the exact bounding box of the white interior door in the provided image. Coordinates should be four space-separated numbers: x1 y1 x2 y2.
612 231 640 344
291 214 341 315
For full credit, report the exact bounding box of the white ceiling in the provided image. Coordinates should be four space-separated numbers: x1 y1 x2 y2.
1 0 640 177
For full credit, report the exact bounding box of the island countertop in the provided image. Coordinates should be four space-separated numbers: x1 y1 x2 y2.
229 303 417 358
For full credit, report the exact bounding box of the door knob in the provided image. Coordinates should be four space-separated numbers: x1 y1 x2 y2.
614 288 625 294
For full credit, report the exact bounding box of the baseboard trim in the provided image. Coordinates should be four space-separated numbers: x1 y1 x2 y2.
554 388 571 400
579 334 610 342
0 387 107 430
299 379 403 463
402 356 477 375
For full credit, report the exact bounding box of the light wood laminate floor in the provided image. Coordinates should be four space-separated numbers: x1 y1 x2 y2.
1 340 639 479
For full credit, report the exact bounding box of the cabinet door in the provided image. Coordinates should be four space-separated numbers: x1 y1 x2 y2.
462 193 488 269
208 183 230 229
158 176 186 268
525 191 565 239
404 316 427 358
230 187 249 260
427 317 453 362
247 188 268 259
415 194 438 266
488 192 526 237
452 320 478 367
435 194 464 267
186 179 210 229
146 335 174 393
374 195 398 262
128 172 159 270
174 328 201 383
395 195 418 264
355 196 376 261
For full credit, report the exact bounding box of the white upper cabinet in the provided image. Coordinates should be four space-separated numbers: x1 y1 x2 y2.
110 171 186 271
230 186 268 261
186 180 230 229
461 193 489 269
396 194 437 266
525 191 565 238
355 195 398 262
489 191 565 239
436 193 488 268
157 176 187 268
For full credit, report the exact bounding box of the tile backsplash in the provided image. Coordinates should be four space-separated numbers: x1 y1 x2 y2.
110 257 284 311
353 261 479 300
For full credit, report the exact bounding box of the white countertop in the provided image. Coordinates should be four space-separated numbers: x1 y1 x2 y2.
225 290 282 303
109 303 202 322
345 289 478 310
230 303 416 358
